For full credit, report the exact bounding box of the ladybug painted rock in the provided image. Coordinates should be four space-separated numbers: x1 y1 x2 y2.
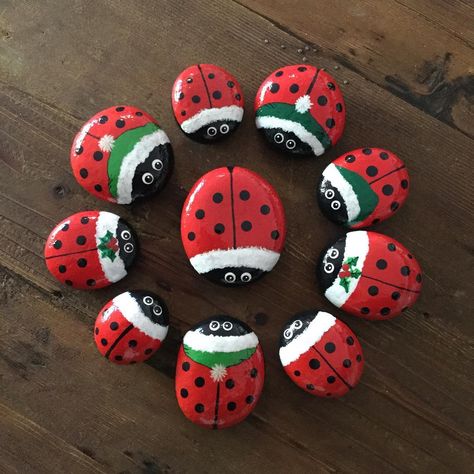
181 166 286 286
279 311 364 398
94 291 169 364
318 231 422 320
255 65 345 156
171 64 244 142
175 316 264 429
44 211 137 289
318 148 410 228
70 105 173 204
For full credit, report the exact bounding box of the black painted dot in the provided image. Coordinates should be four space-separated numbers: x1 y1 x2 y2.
241 221 252 231
186 77 193 83
77 258 87 268
343 359 351 368
382 185 394 196
368 285 379 296
192 95 201 103
195 403 204 413
144 348 153 355
214 223 225 234
80 216 89 224
336 103 343 112
110 322 119 330
208 73 215 79
76 235 86 245
306 384 315 390
388 243 396 251
325 342 336 353
376 259 387 269
260 205 270 215
182 362 190 371
225 379 235 389
101 338 108 346
380 151 389 160
392 291 400 300
294 370 301 376
416 273 422 283
116 106 125 111
401 179 409 189
271 230 280 240
235 94 241 101
116 119 125 128
275 70 284 76
53 240 62 249
240 190 250 201
80 168 88 179
58 265 66 273
227 402 237 411
246 395 254 404
213 192 223 203
270 83 280 93
289 83 299 93
114 356 124 363
326 118 335 129
362 148 372 155
93 151 103 161
227 80 234 87
76 146 83 155
356 355 362 362
372 219 380 225
391 202 399 211
327 82 335 90
181 110 186 116
327 376 336 384
87 279 96 287
61 224 69 231
309 358 320 369
94 184 102 192
344 154 355 163
212 90 222 100
195 209 205 219
95 327 99 335
401 266 410 276
361 307 370 315
250 368 258 378
136 111 143 116
297 66 307 72
178 92 184 100
381 307 391 316
346 336 354 345
408 254 413 259
180 388 188 398
366 165 378 177
195 377 205 387
99 115 108 124
65 280 73 286
128 340 137 348
317 95 328 106
188 232 195 241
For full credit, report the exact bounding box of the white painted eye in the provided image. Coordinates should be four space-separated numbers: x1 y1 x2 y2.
223 321 233 331
284 328 293 340
331 200 341 210
153 305 162 316
274 133 284 144
324 262 334 273
124 243 134 253
152 159 163 171
241 272 252 283
293 319 303 330
121 230 131 240
224 272 236 283
325 189 335 199
329 248 339 259
286 139 296 150
207 126 217 137
142 172 154 185
143 296 154 306
220 124 230 134
209 320 220 331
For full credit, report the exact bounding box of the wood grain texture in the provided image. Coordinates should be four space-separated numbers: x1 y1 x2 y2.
0 0 473 472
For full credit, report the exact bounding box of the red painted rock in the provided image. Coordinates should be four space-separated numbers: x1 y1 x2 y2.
175 316 264 429
181 166 286 285
318 148 410 228
70 105 173 204
318 231 422 320
94 291 169 365
279 311 364 398
44 211 137 290
255 65 345 156
171 64 244 142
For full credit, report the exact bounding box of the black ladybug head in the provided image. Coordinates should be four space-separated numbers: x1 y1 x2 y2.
187 120 240 143
196 315 252 338
317 237 346 292
317 174 349 225
260 128 312 155
205 267 264 286
116 219 138 269
131 290 169 327
279 311 316 348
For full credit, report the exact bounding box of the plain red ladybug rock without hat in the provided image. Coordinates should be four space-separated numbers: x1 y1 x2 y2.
175 316 264 429
255 65 345 156
279 310 364 398
318 231 422 320
44 211 137 289
71 105 173 204
181 166 286 286
171 64 244 142
318 147 410 228
94 290 169 364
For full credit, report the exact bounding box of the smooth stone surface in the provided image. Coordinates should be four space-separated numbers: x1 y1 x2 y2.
318 230 422 320
175 316 264 429
254 64 345 156
181 166 286 286
279 310 364 398
94 290 169 365
44 211 137 290
70 105 173 204
318 147 410 228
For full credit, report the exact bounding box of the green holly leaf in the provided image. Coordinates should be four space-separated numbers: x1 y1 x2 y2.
98 230 117 262
100 247 116 262
350 268 362 279
98 230 114 246
339 277 351 293
345 256 359 267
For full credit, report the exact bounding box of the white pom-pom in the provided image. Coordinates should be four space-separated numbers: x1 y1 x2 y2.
295 95 313 114
98 134 115 152
210 364 228 382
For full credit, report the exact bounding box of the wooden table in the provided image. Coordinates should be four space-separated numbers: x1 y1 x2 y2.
1 1 473 472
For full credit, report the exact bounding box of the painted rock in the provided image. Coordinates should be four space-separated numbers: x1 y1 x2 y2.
318 231 422 320
44 211 137 289
94 290 169 365
254 65 345 156
175 316 264 429
70 105 173 204
181 166 286 286
318 148 410 228
171 64 244 142
279 311 364 398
